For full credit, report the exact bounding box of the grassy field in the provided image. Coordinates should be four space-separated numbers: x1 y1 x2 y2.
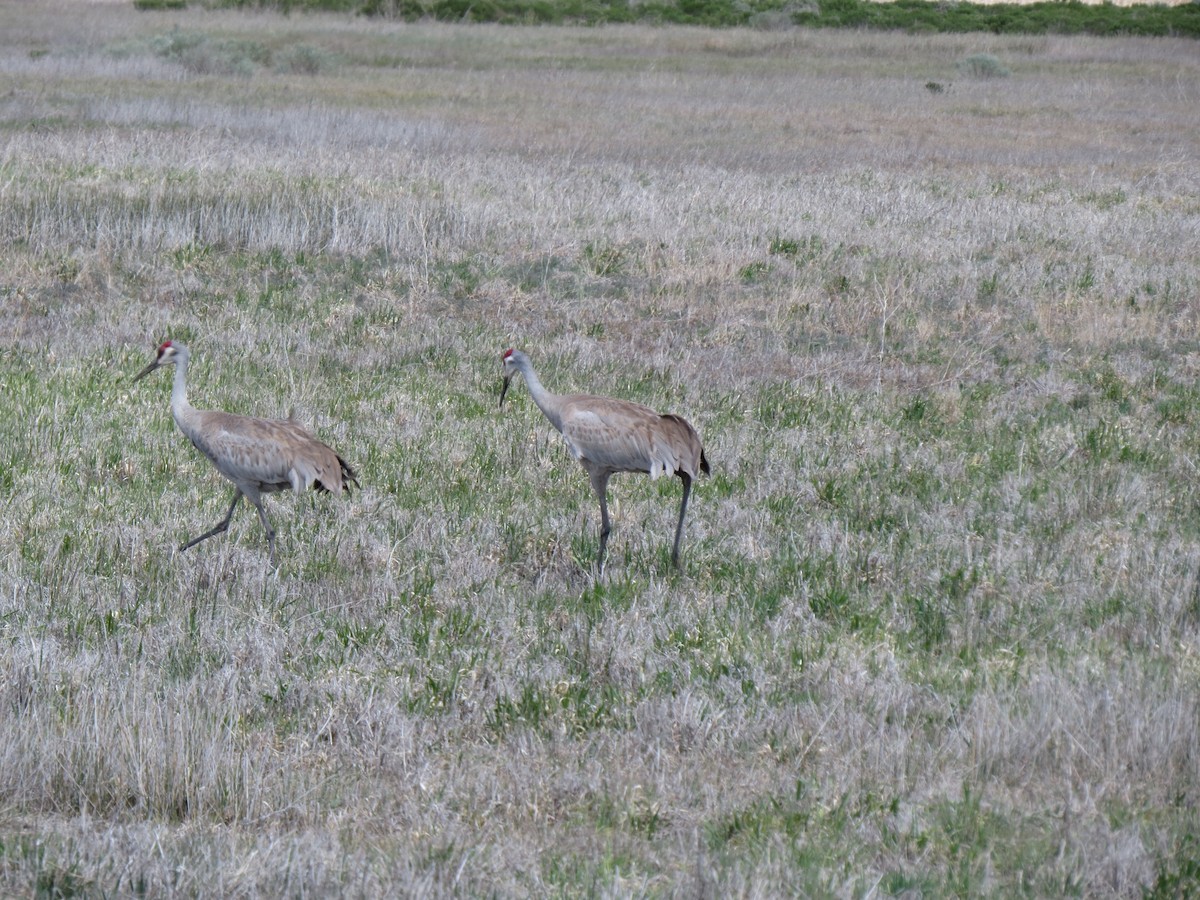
2 3 1199 896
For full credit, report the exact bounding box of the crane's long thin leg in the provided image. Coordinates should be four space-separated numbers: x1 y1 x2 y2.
248 497 278 567
589 468 612 577
181 490 242 553
671 473 694 569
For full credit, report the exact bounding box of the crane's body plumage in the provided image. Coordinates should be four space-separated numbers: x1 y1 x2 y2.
555 395 704 480
134 341 357 564
500 349 708 573
177 409 353 497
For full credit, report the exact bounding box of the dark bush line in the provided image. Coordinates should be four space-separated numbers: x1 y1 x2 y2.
190 0 1200 39
800 0 1200 37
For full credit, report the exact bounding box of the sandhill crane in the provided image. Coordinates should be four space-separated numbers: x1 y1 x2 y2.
132 340 358 565
499 348 709 574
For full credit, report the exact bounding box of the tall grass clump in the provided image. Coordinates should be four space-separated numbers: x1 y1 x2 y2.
958 52 1010 78
274 43 336 75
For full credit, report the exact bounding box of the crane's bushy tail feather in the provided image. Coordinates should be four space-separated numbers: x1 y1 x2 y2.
657 413 708 479
293 442 358 495
338 454 360 492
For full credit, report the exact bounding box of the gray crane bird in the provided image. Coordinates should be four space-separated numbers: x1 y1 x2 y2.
499 348 709 574
133 340 358 565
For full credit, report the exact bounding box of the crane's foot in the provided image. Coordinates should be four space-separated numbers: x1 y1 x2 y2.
179 523 231 553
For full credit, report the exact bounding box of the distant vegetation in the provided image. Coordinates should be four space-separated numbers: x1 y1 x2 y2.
184 0 1200 38
122 27 337 75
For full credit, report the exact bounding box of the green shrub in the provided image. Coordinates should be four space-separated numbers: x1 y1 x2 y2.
210 0 1200 37
958 53 1010 79
144 30 272 76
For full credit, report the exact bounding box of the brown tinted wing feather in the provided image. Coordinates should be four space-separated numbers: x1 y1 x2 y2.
560 396 659 473
191 411 350 493
558 397 706 479
269 418 353 493
656 413 707 479
188 412 288 486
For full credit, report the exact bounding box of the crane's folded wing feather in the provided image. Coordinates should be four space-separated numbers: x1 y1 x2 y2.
655 414 707 479
187 411 348 493
559 400 703 479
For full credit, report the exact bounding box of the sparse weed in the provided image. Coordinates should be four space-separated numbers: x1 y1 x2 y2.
582 241 625 277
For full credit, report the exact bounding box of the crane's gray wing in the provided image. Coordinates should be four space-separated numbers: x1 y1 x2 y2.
189 412 349 493
560 399 676 478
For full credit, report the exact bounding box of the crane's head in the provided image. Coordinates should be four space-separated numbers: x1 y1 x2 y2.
132 340 183 383
499 347 526 408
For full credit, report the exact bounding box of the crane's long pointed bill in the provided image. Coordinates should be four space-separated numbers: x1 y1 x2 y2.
499 375 512 408
132 361 159 383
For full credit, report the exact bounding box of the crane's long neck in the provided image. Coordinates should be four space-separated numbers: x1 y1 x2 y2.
168 349 202 437
518 359 566 433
